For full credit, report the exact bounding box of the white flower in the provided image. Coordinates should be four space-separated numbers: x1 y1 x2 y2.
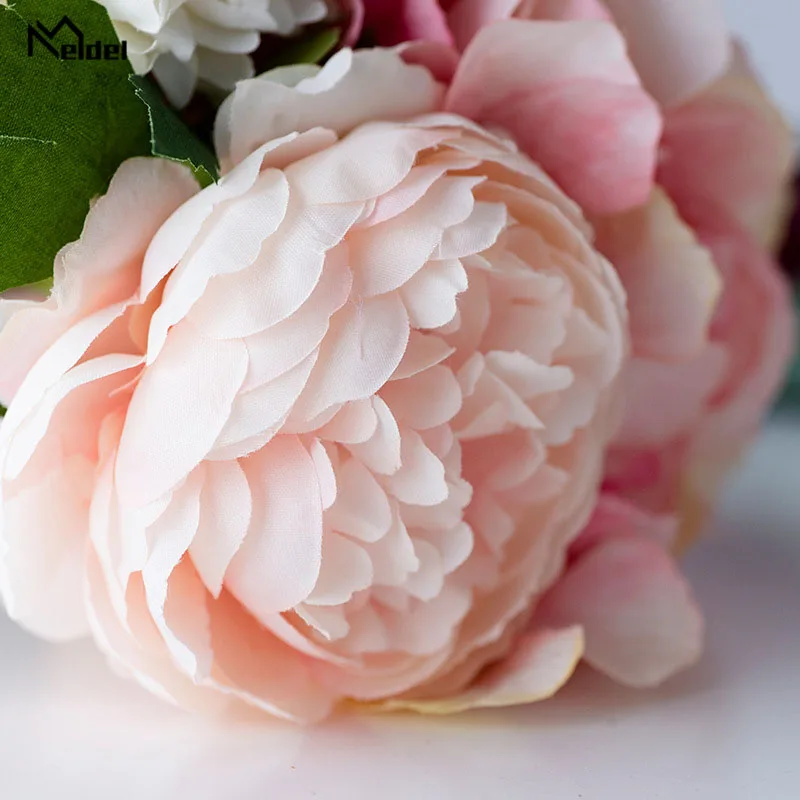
98 0 329 106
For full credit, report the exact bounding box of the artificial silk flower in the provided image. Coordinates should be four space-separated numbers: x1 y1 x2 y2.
596 46 797 555
0 47 636 721
95 0 329 106
360 1 796 559
360 0 731 107
0 0 792 722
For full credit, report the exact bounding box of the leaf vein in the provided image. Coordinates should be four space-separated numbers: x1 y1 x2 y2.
0 134 58 146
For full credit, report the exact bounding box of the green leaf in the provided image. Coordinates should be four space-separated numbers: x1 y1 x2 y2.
266 27 341 70
130 75 219 188
0 0 151 293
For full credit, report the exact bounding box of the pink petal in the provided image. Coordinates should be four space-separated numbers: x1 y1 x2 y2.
325 457 393 543
341 0 365 48
305 531 373 606
0 454 95 640
416 520 474 574
0 159 196 406
3 352 142 482
142 469 209 679
225 436 324 617
308 439 338 510
404 539 445 601
189 459 252 597
140 143 273 302
1 301 130 460
207 590 336 722
400 258 468 329
448 0 611 52
86 552 227 713
383 428 449 506
446 20 662 215
288 125 450 207
593 189 722 362
211 352 317 456
383 626 584 712
363 508 419 586
447 0 521 52
397 40 461 85
381 365 463 430
385 583 471 656
349 175 482 297
146 168 291 360
187 203 362 340
216 49 444 170
115 322 248 507
614 348 727 448
569 493 679 560
346 396 403 475
239 257 353 392
290 293 410 423
319 399 379 445
539 538 704 687
603 0 731 107
391 331 455 380
659 43 796 250
689 212 796 454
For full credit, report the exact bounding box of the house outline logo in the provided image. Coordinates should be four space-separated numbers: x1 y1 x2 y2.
27 15 128 61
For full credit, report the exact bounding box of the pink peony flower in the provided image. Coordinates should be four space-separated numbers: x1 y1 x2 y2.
351 1 795 680
359 0 731 106
0 49 636 720
541 46 795 660
353 9 666 217
591 46 797 555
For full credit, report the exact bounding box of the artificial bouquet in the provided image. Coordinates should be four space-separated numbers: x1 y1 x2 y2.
0 0 794 722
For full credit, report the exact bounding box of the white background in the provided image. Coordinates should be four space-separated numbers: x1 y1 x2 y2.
0 2 798 798
725 0 800 127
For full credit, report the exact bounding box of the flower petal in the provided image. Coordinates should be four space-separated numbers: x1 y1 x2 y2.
539 538 704 687
382 626 583 713
447 20 662 215
189 459 252 598
593 189 722 362
603 0 731 107
115 323 248 507
225 436 324 616
216 48 444 170
0 454 95 641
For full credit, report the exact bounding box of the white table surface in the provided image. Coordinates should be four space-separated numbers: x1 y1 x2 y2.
1 411 798 800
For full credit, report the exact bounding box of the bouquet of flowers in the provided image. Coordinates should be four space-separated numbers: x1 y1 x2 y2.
0 0 794 723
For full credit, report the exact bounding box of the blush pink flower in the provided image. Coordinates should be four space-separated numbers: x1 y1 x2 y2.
590 48 797 556
659 43 797 252
353 10 665 217
543 47 796 669
0 49 634 720
349 2 795 681
359 0 731 107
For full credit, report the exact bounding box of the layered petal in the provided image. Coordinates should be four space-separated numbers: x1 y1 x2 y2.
659 43 797 251
0 46 640 723
602 0 730 107
539 537 703 687
447 20 662 215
